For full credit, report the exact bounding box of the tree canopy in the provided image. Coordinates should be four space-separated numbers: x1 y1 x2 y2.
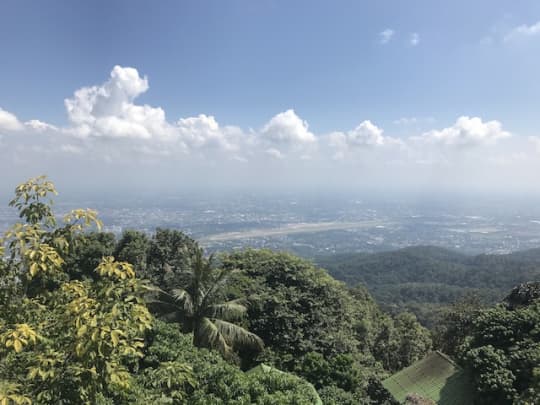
4 176 537 403
152 248 264 360
317 246 540 326
0 177 320 404
457 283 540 404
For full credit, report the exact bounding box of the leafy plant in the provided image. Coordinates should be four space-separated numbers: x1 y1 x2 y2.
0 177 160 403
153 248 263 360
459 285 540 404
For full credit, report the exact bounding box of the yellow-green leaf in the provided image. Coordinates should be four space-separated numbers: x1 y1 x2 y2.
13 339 23 353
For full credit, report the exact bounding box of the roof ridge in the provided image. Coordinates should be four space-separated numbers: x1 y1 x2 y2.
433 350 462 370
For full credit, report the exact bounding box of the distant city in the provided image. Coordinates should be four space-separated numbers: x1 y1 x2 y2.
2 192 540 257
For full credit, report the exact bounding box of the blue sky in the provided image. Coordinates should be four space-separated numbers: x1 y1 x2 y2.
2 0 539 133
1 1 540 193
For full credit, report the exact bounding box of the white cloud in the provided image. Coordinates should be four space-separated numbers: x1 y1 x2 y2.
419 116 511 147
2 65 538 193
64 65 173 140
379 29 395 44
0 108 23 131
261 109 315 145
504 20 540 42
330 120 386 149
58 65 250 155
176 114 243 151
409 33 420 46
24 120 58 132
2 67 297 163
347 120 385 146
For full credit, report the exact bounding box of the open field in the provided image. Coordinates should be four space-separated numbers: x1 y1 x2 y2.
200 220 390 242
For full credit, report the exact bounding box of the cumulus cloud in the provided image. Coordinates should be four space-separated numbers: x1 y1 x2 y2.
504 20 540 42
418 116 511 147
379 29 395 44
260 109 315 145
25 120 58 132
64 65 174 139
0 67 323 168
329 120 386 149
176 114 244 151
348 121 386 146
0 108 24 131
56 65 253 158
1 65 538 193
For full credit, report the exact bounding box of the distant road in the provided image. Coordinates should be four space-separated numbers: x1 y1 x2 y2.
200 220 388 242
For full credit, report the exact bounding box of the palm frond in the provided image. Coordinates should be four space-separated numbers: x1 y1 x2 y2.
201 267 239 307
171 288 194 315
171 288 189 301
213 319 264 351
156 246 260 360
206 299 247 320
191 248 206 281
195 317 232 359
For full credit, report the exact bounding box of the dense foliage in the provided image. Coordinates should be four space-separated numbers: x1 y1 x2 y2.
0 177 157 403
0 177 323 404
66 228 433 398
317 246 540 326
141 320 321 404
151 248 264 360
431 294 485 357
221 249 431 400
456 283 540 404
6 176 539 403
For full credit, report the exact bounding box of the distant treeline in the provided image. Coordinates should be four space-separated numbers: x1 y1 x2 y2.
316 245 540 326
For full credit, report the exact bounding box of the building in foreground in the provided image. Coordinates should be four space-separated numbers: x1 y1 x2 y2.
383 351 474 404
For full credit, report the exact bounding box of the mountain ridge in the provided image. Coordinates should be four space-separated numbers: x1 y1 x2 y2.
316 245 540 325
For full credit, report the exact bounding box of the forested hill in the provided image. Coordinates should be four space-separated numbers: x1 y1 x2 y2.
2 177 540 403
316 246 540 325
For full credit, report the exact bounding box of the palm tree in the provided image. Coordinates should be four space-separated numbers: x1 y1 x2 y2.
153 248 263 359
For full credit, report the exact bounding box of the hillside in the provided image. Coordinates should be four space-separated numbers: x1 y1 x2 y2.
316 246 540 326
1 176 429 404
2 177 540 403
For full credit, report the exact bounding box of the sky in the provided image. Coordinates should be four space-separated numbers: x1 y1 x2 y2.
1 0 540 196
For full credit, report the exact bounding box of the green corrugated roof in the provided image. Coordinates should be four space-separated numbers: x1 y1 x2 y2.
382 351 474 404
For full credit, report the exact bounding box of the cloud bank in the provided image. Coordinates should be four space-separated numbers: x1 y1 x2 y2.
0 65 538 193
